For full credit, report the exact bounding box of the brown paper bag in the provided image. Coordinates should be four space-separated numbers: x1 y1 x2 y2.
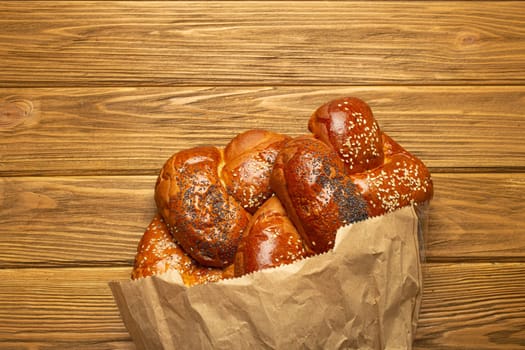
110 205 422 350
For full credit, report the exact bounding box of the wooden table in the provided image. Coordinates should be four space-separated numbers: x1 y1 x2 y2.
1 1 524 349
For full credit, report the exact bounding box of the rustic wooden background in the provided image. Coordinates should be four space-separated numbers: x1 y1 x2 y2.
1 1 524 349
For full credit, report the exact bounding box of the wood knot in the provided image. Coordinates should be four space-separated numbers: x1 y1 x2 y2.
456 31 481 49
0 96 37 130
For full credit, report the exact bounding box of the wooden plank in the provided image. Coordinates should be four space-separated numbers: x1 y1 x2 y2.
0 263 524 349
0 176 157 267
1 173 524 267
416 263 525 349
426 173 525 262
0 267 134 349
0 2 524 87
1 86 524 176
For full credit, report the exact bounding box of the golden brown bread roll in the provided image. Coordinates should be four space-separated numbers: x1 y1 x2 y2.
154 130 289 269
309 96 433 216
309 96 383 173
234 196 310 277
271 135 369 254
155 146 250 268
349 133 433 216
222 129 291 214
132 215 233 286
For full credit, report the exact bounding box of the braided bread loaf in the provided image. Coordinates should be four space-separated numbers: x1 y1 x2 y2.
132 97 433 285
132 214 233 286
270 135 368 254
309 96 433 217
154 145 250 268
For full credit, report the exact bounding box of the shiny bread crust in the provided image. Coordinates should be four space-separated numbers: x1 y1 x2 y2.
136 96 434 283
271 135 368 254
234 196 309 276
222 129 291 214
309 96 434 216
155 146 250 268
349 133 434 217
309 96 384 173
131 215 230 286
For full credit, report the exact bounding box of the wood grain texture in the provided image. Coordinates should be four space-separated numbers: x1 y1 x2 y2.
0 264 523 349
0 176 157 267
0 1 524 87
1 174 524 267
416 263 525 349
1 86 524 176
0 267 134 349
2 0 524 347
427 173 525 261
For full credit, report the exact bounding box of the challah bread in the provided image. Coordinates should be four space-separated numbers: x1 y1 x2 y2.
155 146 250 268
136 96 434 283
222 129 291 214
132 215 233 286
309 96 433 216
234 196 310 277
349 133 433 216
308 96 383 173
271 135 369 254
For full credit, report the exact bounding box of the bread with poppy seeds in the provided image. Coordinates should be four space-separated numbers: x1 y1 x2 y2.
309 96 433 217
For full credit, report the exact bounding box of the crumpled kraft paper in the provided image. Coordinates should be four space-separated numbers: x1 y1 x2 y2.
110 205 422 350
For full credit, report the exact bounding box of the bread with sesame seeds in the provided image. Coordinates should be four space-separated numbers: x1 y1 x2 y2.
233 196 311 276
270 135 369 254
143 95 431 281
309 96 384 174
349 133 433 217
132 214 232 286
222 129 291 214
309 96 433 217
155 146 250 268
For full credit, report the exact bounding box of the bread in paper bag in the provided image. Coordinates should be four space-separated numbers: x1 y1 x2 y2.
110 96 432 349
110 205 422 350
